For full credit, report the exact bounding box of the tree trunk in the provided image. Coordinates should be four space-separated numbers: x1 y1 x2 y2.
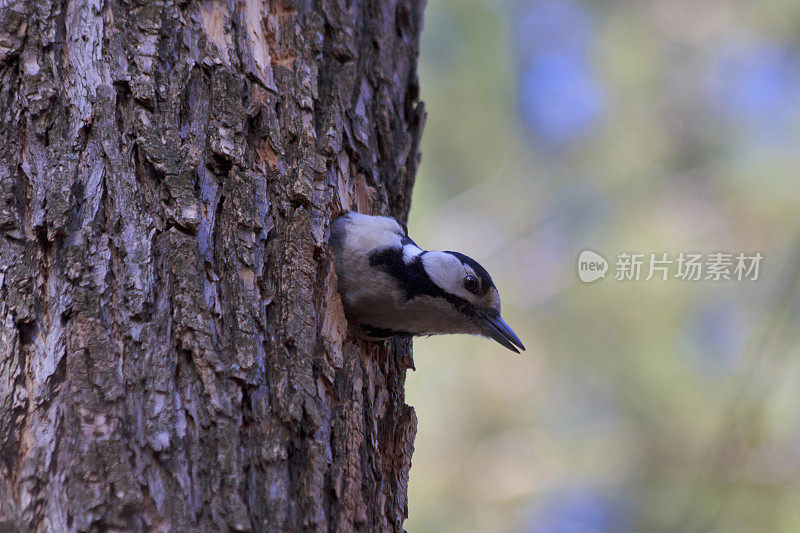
0 0 425 530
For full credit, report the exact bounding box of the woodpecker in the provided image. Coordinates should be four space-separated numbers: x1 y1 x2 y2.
329 212 525 353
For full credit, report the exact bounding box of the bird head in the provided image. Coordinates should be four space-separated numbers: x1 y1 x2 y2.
420 250 526 353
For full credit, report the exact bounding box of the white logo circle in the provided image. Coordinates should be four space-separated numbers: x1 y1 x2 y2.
577 250 608 283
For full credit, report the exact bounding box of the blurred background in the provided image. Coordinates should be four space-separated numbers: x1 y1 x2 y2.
404 1 800 531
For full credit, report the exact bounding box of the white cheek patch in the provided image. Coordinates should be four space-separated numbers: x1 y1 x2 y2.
422 252 468 296
402 244 424 264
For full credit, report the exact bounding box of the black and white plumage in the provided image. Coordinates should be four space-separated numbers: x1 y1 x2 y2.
329 212 525 353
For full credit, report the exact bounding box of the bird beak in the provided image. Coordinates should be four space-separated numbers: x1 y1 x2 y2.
479 311 526 354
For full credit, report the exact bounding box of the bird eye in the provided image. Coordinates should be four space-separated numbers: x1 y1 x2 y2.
463 275 479 294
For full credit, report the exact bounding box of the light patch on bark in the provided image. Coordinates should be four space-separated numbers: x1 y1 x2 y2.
238 266 255 292
320 267 348 372
335 152 353 213
355 174 377 213
198 0 232 64
65 0 106 134
242 0 276 90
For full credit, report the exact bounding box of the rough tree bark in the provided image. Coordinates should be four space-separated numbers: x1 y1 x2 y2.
0 0 425 530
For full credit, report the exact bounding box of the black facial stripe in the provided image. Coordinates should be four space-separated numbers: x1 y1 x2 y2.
368 246 479 319
360 325 412 339
443 251 495 296
369 246 438 300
